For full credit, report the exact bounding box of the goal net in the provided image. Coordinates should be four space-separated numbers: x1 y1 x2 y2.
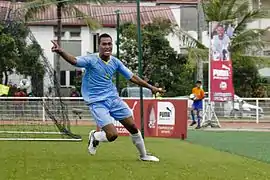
0 6 82 141
0 97 82 141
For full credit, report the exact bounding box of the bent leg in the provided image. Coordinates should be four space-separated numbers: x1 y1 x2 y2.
196 110 201 128
120 116 147 157
190 108 196 126
93 124 118 142
87 101 119 155
109 98 147 158
110 98 159 161
119 116 159 161
89 101 119 142
196 101 203 128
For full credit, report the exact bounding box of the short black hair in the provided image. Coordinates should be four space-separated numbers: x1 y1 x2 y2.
196 80 202 84
217 24 224 29
98 33 112 44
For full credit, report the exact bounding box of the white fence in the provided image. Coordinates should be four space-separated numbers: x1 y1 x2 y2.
189 98 270 123
0 97 269 123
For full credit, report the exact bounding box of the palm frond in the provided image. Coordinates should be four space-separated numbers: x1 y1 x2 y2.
201 0 267 24
224 0 238 20
67 0 107 4
62 4 101 30
174 28 206 49
234 55 270 66
231 28 270 52
261 8 270 19
234 9 269 33
187 48 209 64
201 0 222 21
23 0 57 21
230 0 250 19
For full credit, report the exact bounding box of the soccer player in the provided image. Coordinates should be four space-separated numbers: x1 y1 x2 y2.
190 80 205 129
51 33 165 162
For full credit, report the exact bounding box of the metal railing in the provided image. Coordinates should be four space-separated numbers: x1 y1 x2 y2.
0 97 269 123
199 98 270 123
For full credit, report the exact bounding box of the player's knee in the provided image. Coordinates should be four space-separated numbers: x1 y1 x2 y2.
106 132 118 142
129 124 138 134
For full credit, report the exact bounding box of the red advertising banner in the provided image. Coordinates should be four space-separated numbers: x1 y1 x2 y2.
210 21 235 102
113 99 188 139
210 60 234 102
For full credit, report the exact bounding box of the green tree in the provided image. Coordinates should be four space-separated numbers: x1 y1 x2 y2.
0 20 44 95
0 24 17 85
23 0 105 92
177 0 270 97
119 19 194 96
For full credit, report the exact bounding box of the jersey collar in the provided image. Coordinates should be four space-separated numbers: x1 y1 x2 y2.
97 53 111 65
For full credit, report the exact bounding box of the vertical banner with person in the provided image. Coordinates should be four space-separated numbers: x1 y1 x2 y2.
210 21 235 102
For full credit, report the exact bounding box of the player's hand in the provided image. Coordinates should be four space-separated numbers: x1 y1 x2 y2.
51 40 63 53
151 86 166 96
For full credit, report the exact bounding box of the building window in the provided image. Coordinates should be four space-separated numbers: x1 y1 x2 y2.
70 71 76 86
70 32 81 37
54 31 65 37
180 7 198 31
263 50 270 56
53 26 81 38
60 71 66 85
59 70 79 86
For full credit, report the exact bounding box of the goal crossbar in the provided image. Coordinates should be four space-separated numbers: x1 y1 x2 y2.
0 138 82 141
0 131 66 134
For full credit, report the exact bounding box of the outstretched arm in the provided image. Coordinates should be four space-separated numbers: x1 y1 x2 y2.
117 59 165 95
130 75 153 89
51 40 77 65
57 51 77 66
130 75 164 94
51 40 90 67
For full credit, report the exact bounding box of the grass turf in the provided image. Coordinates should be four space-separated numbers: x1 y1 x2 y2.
1 127 270 180
187 130 270 163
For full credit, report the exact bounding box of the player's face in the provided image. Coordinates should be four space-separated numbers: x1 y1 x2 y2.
196 83 201 88
99 37 113 57
217 27 224 37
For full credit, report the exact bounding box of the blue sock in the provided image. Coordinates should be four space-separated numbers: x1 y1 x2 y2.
197 112 201 126
191 111 195 122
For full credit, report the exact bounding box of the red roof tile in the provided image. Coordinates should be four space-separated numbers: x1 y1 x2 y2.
0 2 176 27
0 1 10 20
156 0 198 3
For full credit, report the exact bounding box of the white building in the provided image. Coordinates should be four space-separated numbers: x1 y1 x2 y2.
27 3 181 96
248 0 270 55
1 0 269 96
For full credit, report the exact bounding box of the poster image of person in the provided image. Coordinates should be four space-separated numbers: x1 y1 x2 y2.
211 23 234 61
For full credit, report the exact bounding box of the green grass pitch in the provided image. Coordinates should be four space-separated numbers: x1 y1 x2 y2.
1 126 270 180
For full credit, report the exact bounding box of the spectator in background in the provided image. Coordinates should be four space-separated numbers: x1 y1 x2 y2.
70 87 80 97
226 24 234 38
8 84 18 96
14 87 27 117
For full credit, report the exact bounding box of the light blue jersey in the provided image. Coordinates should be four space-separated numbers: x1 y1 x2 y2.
75 53 133 104
75 53 134 127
